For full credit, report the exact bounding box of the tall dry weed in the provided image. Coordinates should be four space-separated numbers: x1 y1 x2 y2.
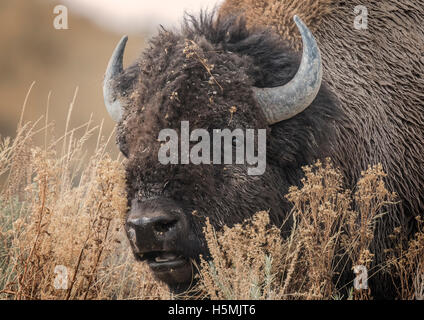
197 159 399 300
0 91 169 300
197 211 284 300
387 216 424 300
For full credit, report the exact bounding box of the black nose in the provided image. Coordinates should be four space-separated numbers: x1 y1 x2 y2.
127 215 178 235
125 200 186 254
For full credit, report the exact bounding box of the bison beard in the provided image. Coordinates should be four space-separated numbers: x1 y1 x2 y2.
105 3 424 298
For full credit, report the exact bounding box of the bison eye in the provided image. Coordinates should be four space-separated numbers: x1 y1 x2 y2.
119 145 129 158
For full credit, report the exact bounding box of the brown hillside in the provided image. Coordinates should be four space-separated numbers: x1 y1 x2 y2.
0 0 145 147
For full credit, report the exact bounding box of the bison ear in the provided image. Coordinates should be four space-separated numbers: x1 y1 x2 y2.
253 16 323 125
103 36 128 123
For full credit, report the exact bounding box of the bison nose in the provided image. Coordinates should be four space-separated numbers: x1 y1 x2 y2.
126 203 185 254
127 215 179 235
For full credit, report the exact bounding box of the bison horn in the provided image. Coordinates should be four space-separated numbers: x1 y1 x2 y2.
103 35 128 122
253 16 323 125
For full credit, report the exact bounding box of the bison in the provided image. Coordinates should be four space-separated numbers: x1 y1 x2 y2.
102 0 424 298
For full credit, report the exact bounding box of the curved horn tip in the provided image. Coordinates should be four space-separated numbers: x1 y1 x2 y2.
293 15 301 24
293 16 314 40
119 35 129 48
103 35 129 123
105 35 129 76
253 15 323 125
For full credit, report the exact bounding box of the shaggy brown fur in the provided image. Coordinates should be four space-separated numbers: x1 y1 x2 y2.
220 0 335 51
220 0 424 297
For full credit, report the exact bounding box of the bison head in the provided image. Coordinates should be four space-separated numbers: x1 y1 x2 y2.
102 13 337 292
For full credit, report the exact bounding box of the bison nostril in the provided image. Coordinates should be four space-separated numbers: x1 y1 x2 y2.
154 219 178 233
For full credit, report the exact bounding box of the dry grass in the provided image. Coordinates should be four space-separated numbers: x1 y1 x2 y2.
1 93 423 300
197 211 285 300
0 93 169 300
387 217 424 300
196 160 422 300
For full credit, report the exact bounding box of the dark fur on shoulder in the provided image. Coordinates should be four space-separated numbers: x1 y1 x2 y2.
219 0 424 299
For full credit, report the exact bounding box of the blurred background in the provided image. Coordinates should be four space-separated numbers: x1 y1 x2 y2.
0 0 221 153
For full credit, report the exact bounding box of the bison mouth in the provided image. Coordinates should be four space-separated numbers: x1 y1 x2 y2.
136 251 193 284
140 251 186 269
